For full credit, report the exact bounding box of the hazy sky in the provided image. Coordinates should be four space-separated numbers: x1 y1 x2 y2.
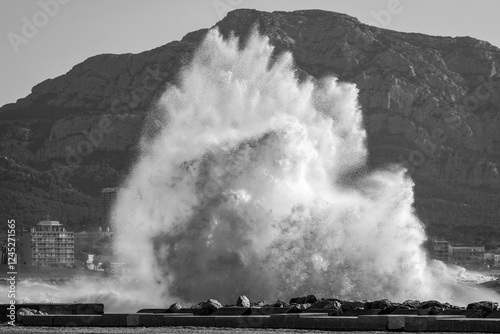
1 0 499 108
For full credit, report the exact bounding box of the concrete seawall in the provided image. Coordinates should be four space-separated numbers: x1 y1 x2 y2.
17 313 500 332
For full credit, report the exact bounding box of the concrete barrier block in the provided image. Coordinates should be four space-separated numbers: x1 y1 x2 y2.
405 316 438 331
311 316 340 330
487 311 500 318
485 319 500 332
100 313 128 326
176 308 204 315
174 316 215 327
387 315 406 330
266 315 285 328
126 314 140 326
295 317 315 329
212 307 250 315
343 309 381 316
177 309 196 313
214 316 244 328
390 309 429 315
297 312 328 317
436 318 487 332
137 313 164 326
441 309 478 318
435 318 454 332
52 315 102 326
251 307 290 315
19 315 53 326
73 303 105 315
240 315 271 328
282 315 298 329
137 308 168 313
311 317 355 330
454 318 472 332
356 315 388 330
465 319 489 332
214 315 269 328
162 315 176 326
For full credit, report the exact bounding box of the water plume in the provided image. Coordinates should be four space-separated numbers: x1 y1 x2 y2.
2 29 497 314
112 28 443 305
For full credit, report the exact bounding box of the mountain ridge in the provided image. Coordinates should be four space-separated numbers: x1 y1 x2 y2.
1 9 499 244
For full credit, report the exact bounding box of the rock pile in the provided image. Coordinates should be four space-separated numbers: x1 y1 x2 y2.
169 294 499 318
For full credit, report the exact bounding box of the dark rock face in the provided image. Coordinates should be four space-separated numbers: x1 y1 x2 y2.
1 9 499 241
236 295 251 308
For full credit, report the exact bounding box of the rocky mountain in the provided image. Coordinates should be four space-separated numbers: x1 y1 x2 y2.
1 9 499 244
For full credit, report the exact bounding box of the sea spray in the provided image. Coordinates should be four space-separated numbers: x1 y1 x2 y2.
112 28 441 304
1 28 497 312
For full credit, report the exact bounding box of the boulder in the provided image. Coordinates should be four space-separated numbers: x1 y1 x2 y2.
379 304 413 314
420 300 446 309
236 295 251 308
168 302 184 313
272 300 289 308
308 299 343 314
289 294 318 305
328 308 343 316
467 301 499 318
16 308 46 323
309 299 335 310
201 299 223 314
191 302 202 309
340 300 366 312
402 299 421 309
324 300 343 316
289 303 311 313
305 294 319 304
365 299 392 310
428 306 444 315
17 308 35 318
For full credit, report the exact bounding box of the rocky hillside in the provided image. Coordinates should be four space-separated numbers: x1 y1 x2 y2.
0 155 99 231
1 9 499 244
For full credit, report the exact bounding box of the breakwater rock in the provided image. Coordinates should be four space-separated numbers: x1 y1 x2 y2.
163 295 499 318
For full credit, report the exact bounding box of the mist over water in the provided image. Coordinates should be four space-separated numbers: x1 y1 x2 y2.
2 29 497 312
